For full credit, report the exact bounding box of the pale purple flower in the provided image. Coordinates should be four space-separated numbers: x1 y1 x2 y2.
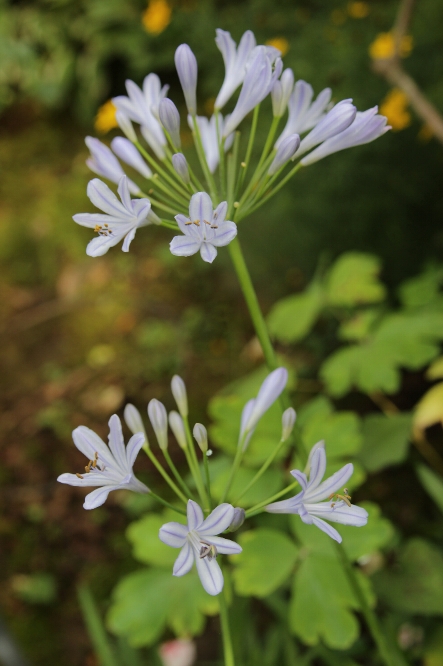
148 399 168 451
271 68 294 118
190 114 234 173
223 47 283 137
73 177 152 257
239 367 288 449
159 500 242 595
296 100 357 157
172 153 191 184
113 75 168 159
300 107 391 165
268 134 300 175
275 81 332 148
85 137 139 194
214 29 257 110
170 192 237 263
266 443 368 542
124 404 148 440
169 411 187 450
281 407 297 442
175 44 198 116
171 375 188 417
116 111 137 143
57 415 148 509
111 137 152 179
159 98 181 147
193 423 208 452
226 507 246 532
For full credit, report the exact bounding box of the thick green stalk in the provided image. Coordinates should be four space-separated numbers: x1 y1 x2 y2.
237 162 303 221
244 480 299 518
149 490 187 516
219 584 236 666
159 219 180 230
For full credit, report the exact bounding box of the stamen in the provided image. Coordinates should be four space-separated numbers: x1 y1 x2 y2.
76 473 84 479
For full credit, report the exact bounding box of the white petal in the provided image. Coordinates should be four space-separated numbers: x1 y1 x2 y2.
73 213 125 228
117 176 132 211
57 473 106 487
308 447 326 491
265 492 304 514
83 484 122 510
187 500 204 530
189 192 213 226
213 201 227 224
122 227 137 252
86 234 125 257
72 426 116 470
195 555 224 595
198 504 235 536
87 179 131 219
202 536 242 555
159 522 188 548
173 542 195 576
305 502 368 527
244 367 288 433
291 470 308 491
170 236 201 257
126 433 146 468
108 415 128 472
310 516 342 543
210 222 237 247
305 463 354 503
200 243 217 263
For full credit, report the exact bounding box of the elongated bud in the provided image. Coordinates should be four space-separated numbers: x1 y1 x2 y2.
172 153 190 184
281 407 296 441
271 68 294 118
226 507 245 532
124 404 148 444
193 423 208 452
243 368 288 434
111 137 152 178
148 399 168 451
268 134 300 175
116 111 137 143
304 439 325 474
175 44 198 116
297 100 357 157
171 375 188 417
169 411 187 450
159 99 181 147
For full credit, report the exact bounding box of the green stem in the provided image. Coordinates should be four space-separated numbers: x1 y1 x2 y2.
220 445 243 504
233 437 286 504
149 490 187 516
244 480 299 518
134 141 190 200
203 452 212 510
144 447 188 504
160 219 180 230
191 117 218 200
227 133 241 218
215 111 227 199
163 449 194 499
334 542 408 666
236 104 260 196
183 416 209 509
219 583 235 666
236 162 303 221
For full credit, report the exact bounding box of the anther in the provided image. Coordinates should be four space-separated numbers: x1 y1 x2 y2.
241 162 246 168
233 202 240 208
76 473 84 479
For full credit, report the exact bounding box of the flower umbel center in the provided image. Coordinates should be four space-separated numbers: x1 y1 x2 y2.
75 451 101 479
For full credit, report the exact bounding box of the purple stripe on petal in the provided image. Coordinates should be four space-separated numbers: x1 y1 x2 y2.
200 243 217 263
126 433 146 468
159 522 188 548
187 500 204 530
203 536 242 555
265 493 304 513
108 415 128 472
305 463 354 503
308 447 326 491
305 502 368 527
199 504 235 536
195 555 224 596
291 470 308 491
173 542 195 576
210 222 237 247
170 236 201 257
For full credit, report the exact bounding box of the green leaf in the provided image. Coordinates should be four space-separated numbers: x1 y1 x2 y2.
326 253 386 307
338 308 381 341
107 569 218 647
426 356 443 380
398 267 443 309
208 365 294 466
359 414 412 472
233 528 298 598
374 539 443 615
267 282 324 343
301 401 362 459
126 514 179 568
339 502 395 561
416 464 443 514
210 456 283 507
321 310 443 396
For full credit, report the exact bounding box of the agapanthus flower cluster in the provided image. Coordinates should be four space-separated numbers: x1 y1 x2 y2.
73 29 390 261
58 369 367 595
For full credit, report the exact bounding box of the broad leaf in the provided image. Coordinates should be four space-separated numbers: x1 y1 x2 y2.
267 282 324 343
126 513 179 568
416 464 443 514
233 528 298 597
326 253 386 307
359 413 412 472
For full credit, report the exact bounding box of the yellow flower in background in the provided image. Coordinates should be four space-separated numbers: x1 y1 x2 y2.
266 37 289 57
348 1 369 18
379 88 411 131
94 100 118 133
142 0 172 35
369 31 413 60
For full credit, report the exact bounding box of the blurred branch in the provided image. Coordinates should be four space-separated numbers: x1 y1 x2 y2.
372 0 443 145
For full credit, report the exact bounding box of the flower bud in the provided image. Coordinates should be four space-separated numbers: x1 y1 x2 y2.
268 134 300 175
172 153 191 184
175 44 198 116
242 368 288 435
148 399 168 451
193 423 208 452
271 68 294 118
297 100 357 157
171 375 188 417
111 137 152 179
226 507 245 532
116 110 137 143
304 439 325 475
159 98 181 147
281 407 296 441
124 404 148 444
169 411 187 450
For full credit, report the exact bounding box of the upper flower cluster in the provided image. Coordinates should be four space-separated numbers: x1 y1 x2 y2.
72 28 390 261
